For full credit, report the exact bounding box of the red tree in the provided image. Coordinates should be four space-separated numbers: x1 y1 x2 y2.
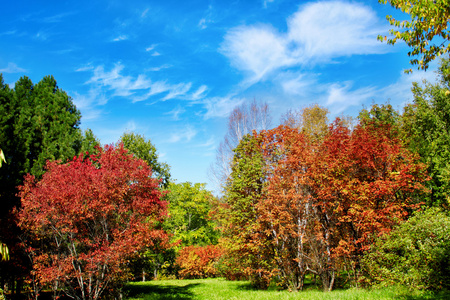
16 144 168 300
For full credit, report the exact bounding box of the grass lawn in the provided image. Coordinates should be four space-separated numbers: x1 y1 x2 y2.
124 278 449 300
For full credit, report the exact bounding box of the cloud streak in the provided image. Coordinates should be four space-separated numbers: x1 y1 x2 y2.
0 62 27 73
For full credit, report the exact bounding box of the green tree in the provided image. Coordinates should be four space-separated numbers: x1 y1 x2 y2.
219 134 274 288
120 132 171 188
165 182 219 247
0 74 83 216
401 59 450 207
378 0 450 72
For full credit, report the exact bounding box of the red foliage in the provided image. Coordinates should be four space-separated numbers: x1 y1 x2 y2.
176 245 223 279
16 144 168 300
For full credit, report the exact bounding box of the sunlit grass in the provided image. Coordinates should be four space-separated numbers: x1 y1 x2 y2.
125 278 449 300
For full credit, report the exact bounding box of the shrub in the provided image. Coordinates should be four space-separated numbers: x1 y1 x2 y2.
176 245 223 279
361 207 450 290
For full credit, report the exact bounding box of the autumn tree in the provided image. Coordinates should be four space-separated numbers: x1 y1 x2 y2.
209 99 271 192
256 126 316 291
378 0 450 71
16 144 168 300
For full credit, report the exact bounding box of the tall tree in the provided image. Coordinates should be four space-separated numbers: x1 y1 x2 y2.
401 58 450 206
378 0 450 71
16 145 167 300
218 133 273 288
0 75 83 217
209 99 271 192
120 132 171 188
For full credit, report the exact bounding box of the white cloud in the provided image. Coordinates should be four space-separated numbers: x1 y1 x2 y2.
165 105 186 120
221 1 389 83
145 44 157 52
325 81 376 115
146 64 171 72
76 64 94 72
0 62 27 73
87 64 153 98
162 82 192 100
221 25 294 83
72 89 106 120
168 125 197 143
287 1 387 61
203 96 245 119
113 35 128 42
85 63 197 103
191 85 208 100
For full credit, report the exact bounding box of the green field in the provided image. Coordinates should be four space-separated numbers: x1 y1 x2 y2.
125 278 448 300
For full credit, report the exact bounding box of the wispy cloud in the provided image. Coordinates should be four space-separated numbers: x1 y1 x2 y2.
43 12 76 23
325 82 376 115
198 5 214 29
168 125 197 143
113 35 128 42
221 1 389 83
202 95 245 119
146 64 171 72
165 105 186 120
84 63 200 103
72 89 106 120
0 62 27 73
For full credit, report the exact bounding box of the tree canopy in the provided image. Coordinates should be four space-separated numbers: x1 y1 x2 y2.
120 132 171 188
17 144 168 300
379 0 450 71
0 74 84 217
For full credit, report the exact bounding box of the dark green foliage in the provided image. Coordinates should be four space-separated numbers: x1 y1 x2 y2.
362 207 450 290
120 132 171 188
0 74 84 217
401 59 450 207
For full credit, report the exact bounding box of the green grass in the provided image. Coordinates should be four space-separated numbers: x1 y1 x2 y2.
124 278 449 300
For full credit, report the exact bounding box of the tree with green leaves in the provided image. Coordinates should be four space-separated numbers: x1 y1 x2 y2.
120 132 171 188
378 0 450 72
165 182 219 247
0 74 84 216
401 58 450 207
218 133 274 288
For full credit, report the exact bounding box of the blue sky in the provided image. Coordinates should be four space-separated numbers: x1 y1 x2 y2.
0 0 439 191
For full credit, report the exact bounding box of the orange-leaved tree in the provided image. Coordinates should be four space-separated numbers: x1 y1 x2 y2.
16 144 168 300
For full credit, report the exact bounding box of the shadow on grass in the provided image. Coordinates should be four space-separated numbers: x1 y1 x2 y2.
124 283 200 300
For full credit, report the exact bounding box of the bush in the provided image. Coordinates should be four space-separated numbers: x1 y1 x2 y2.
361 207 450 290
176 245 223 279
